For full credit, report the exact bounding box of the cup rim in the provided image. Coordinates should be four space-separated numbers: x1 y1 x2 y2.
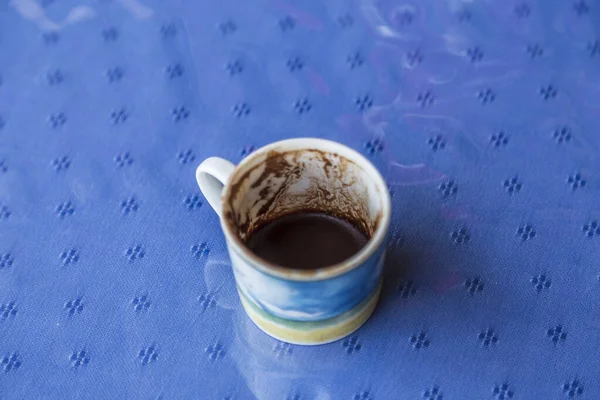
220 138 391 282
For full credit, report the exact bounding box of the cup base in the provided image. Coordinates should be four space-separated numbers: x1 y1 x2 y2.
237 281 382 345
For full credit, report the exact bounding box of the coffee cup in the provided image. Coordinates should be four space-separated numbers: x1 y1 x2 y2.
196 138 391 345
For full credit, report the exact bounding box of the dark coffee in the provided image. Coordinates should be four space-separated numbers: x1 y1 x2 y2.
245 212 369 269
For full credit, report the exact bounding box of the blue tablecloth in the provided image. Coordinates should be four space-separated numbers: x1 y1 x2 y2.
1 0 599 398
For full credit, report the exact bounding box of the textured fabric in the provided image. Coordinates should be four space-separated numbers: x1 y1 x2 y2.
1 0 599 399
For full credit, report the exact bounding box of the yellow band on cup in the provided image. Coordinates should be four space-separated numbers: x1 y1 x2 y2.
238 281 382 345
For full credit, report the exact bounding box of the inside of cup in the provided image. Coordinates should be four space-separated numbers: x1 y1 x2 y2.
224 144 385 245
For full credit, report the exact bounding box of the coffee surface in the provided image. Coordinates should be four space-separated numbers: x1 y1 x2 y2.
245 212 369 269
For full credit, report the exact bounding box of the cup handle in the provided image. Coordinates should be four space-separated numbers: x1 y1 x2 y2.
196 157 236 217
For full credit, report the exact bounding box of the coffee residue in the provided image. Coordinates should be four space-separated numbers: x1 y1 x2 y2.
245 211 369 269
225 149 379 246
